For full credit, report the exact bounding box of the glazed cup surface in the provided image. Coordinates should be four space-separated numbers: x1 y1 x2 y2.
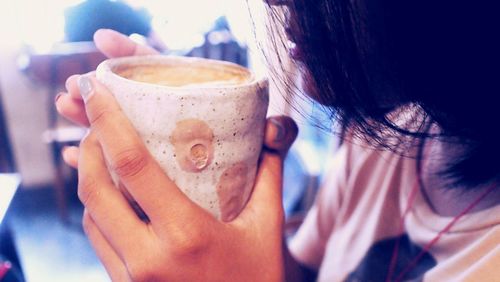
96 55 269 221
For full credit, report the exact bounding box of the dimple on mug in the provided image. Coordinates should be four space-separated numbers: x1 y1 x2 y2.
95 55 269 222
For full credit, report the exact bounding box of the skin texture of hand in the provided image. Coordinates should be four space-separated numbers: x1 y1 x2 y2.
56 29 299 281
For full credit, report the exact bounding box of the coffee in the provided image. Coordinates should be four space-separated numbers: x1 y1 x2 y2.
115 64 252 87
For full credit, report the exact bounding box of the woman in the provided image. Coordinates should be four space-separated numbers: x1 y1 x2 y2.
56 0 500 281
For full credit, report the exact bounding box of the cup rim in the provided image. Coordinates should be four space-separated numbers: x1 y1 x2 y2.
96 55 267 91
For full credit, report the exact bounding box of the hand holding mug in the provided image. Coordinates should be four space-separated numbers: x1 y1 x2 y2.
56 29 298 281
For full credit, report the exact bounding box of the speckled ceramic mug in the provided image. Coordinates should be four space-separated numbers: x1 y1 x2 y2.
96 55 269 222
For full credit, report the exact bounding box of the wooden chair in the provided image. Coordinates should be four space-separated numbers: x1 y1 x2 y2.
22 42 105 223
0 84 16 173
0 83 24 280
187 30 248 67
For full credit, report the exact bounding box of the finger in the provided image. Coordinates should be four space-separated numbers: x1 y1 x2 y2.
66 75 83 100
264 116 298 158
94 29 158 58
62 146 79 168
82 211 132 282
60 72 95 125
55 92 90 126
66 72 96 100
78 132 151 259
238 116 298 224
77 75 201 226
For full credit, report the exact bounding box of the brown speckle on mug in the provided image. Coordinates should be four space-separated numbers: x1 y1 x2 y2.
170 119 214 172
216 162 248 222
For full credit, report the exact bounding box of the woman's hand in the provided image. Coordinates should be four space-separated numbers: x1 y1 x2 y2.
57 28 158 166
56 28 299 281
70 75 297 281
55 28 158 135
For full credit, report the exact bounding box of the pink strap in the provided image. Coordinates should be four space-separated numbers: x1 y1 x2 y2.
0 260 12 279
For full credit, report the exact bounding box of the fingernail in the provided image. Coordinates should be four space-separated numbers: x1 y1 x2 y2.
270 118 286 142
54 92 63 103
61 146 70 159
78 75 94 102
61 146 74 164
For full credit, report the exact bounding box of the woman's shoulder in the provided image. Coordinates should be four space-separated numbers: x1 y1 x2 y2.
339 135 417 181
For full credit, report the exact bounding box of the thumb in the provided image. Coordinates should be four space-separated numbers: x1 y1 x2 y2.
239 116 298 224
264 116 298 157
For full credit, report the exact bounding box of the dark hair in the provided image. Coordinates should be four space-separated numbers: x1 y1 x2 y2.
264 0 500 188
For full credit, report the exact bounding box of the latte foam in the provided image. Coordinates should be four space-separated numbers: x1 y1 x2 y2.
115 64 252 87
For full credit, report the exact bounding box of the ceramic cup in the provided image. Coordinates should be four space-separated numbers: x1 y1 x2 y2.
95 55 269 222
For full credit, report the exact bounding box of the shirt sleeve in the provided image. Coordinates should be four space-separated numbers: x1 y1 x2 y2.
288 143 350 269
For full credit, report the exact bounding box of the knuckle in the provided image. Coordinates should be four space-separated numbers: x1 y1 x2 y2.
111 148 149 179
126 261 155 282
78 175 100 208
79 132 90 147
168 227 209 258
79 131 96 148
88 106 117 128
81 213 93 236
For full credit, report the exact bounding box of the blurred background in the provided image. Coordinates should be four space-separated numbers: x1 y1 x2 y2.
0 1 336 281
